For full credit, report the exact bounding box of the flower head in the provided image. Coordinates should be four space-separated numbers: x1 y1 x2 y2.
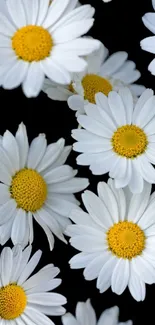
0 245 66 323
43 42 145 116
0 123 89 249
72 87 155 193
67 179 155 301
0 0 100 97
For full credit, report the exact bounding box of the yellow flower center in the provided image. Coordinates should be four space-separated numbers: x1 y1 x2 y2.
107 221 145 259
0 284 27 320
112 125 148 158
10 168 47 212
12 25 53 62
82 74 112 103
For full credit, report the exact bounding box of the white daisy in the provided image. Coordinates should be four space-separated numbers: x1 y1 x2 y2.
72 87 155 193
62 300 132 325
0 245 66 324
43 42 145 116
0 122 89 250
140 0 155 75
0 0 100 98
66 179 155 301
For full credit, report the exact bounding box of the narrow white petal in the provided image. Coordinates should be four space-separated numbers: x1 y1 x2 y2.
33 213 54 251
16 123 29 169
129 263 146 301
62 313 78 325
100 52 128 75
0 200 17 225
132 89 154 124
18 250 42 285
48 177 89 193
27 134 47 169
2 130 19 172
11 209 27 245
7 0 26 27
15 245 32 282
41 58 71 85
108 91 126 126
97 255 118 293
28 292 66 306
0 184 10 204
118 87 133 124
37 138 65 172
69 252 100 269
22 63 44 98
132 256 155 284
111 259 129 294
108 178 126 221
84 252 110 281
1 247 13 286
97 306 119 325
43 165 76 184
97 182 119 223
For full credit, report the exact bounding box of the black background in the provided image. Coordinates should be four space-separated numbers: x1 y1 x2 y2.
0 0 154 324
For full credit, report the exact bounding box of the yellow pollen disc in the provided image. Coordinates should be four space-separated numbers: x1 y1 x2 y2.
82 74 112 103
12 25 53 62
112 125 148 158
0 284 27 320
10 168 47 212
107 221 145 259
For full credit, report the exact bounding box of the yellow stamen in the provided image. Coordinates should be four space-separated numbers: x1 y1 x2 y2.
0 284 27 320
107 221 145 259
82 74 112 103
10 168 47 212
112 125 148 158
12 25 53 62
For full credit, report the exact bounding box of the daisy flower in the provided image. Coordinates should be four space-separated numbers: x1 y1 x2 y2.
43 42 145 116
0 245 66 324
0 123 89 250
141 0 155 75
0 0 100 98
72 87 155 193
62 300 132 325
66 179 155 301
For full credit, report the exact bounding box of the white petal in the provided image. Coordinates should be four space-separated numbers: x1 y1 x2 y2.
62 313 78 325
132 256 155 284
10 245 23 282
27 134 47 169
111 259 129 295
28 292 66 306
54 38 100 56
2 130 19 172
132 89 154 124
115 160 132 188
7 0 26 27
18 250 42 285
1 247 13 286
52 51 87 73
128 181 151 223
70 235 105 253
48 177 89 193
33 213 54 251
128 264 146 301
3 60 29 90
41 58 71 85
0 13 15 36
128 160 144 194
118 87 133 124
37 138 65 172
37 0 49 26
27 304 65 316
22 63 44 98
22 306 56 325
75 300 96 325
100 52 128 75
84 252 110 280
141 36 155 54
97 306 119 325
95 92 110 114
142 13 155 34
69 252 100 269
108 91 126 126
134 95 155 128
97 255 118 293
26 278 62 294
43 165 76 184
138 199 155 229
82 190 113 229
108 178 126 221
42 0 70 28
28 212 34 245
11 209 27 245
0 200 17 225
138 155 155 183
15 245 32 282
97 182 119 223
23 264 59 291
77 115 113 138
0 184 10 204
22 0 39 25
16 123 29 169
46 196 78 218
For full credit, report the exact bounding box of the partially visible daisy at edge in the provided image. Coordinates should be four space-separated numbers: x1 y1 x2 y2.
72 87 155 193
140 0 155 75
62 299 132 325
43 42 145 116
66 179 155 301
0 245 66 325
0 122 89 249
0 0 100 97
